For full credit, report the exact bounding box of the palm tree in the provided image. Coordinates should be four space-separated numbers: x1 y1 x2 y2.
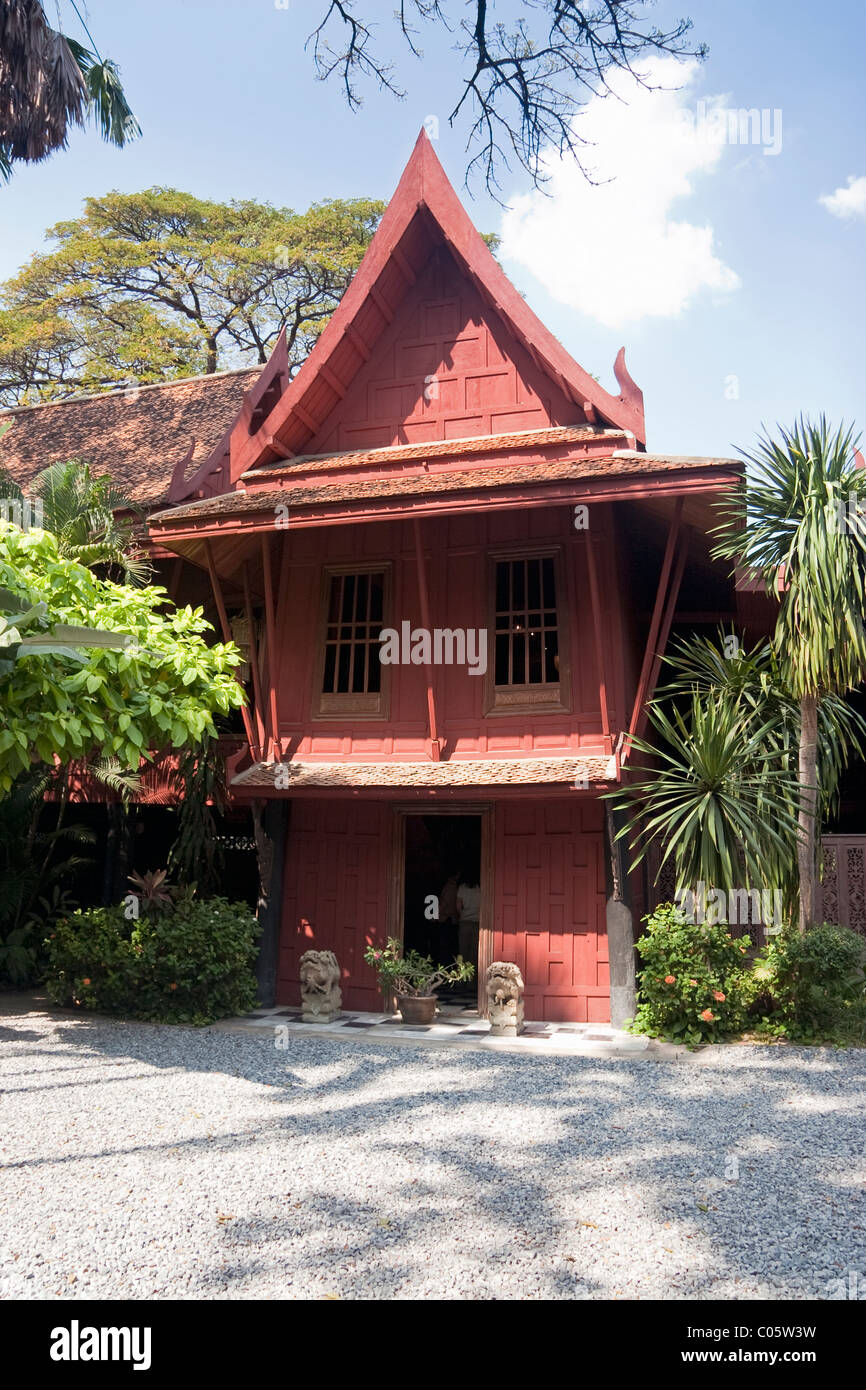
713 416 866 930
613 660 803 911
615 632 866 922
1 460 150 584
0 1 140 181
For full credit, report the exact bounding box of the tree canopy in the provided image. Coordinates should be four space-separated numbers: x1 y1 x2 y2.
0 188 385 404
0 522 245 795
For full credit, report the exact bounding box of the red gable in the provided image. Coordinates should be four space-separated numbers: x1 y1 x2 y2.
227 130 645 486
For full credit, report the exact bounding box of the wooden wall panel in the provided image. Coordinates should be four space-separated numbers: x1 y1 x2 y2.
492 798 609 1022
273 505 628 761
277 799 390 1011
311 245 582 455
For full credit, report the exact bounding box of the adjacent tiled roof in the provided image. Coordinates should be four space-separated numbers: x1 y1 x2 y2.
231 754 617 790
0 368 260 508
247 424 625 477
152 448 740 526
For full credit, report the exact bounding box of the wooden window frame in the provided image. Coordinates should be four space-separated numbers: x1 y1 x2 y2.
312 562 392 721
484 545 571 717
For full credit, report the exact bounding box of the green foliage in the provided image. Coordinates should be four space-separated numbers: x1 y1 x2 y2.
612 679 801 904
657 633 866 826
632 904 754 1045
0 771 91 984
363 937 475 998
0 188 384 402
45 894 260 1025
755 924 866 1042
712 417 866 928
167 741 225 894
0 460 151 585
713 417 866 702
0 522 244 794
611 630 866 922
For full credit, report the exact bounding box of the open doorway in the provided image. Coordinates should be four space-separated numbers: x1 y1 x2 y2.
400 811 485 1007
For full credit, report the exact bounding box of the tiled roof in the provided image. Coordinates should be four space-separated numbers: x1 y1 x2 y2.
152 449 739 526
247 424 625 477
0 368 260 508
231 754 616 790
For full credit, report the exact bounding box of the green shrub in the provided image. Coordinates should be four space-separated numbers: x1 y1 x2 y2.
45 895 259 1025
756 923 866 1042
633 902 754 1044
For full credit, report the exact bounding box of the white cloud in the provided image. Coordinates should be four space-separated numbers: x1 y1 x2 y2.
819 175 866 221
499 59 741 329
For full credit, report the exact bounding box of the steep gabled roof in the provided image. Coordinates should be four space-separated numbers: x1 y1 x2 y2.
230 130 645 483
0 367 260 508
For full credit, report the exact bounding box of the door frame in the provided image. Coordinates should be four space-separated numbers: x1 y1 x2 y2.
388 803 495 1015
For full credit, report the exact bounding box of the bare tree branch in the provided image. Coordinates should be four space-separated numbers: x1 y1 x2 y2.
304 0 705 196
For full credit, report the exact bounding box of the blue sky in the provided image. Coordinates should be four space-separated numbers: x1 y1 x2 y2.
1 0 864 458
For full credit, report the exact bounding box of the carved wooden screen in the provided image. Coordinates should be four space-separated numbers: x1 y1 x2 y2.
821 836 866 935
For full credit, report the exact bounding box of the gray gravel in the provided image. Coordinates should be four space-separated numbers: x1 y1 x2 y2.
1 1010 864 1300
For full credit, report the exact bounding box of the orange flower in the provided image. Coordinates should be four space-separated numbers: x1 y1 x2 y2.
689 979 698 986
664 975 676 984
739 946 747 954
713 990 726 1002
82 977 91 986
169 983 177 991
700 1008 715 1022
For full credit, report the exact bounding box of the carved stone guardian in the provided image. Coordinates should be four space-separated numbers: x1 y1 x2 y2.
299 949 342 1023
485 961 525 1036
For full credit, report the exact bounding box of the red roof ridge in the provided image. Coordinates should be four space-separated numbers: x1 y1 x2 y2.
0 364 261 419
243 422 632 479
230 129 645 483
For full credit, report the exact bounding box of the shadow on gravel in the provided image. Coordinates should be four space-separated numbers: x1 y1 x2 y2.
3 1008 865 1300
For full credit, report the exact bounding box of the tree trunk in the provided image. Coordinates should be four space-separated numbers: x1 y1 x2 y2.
798 693 819 933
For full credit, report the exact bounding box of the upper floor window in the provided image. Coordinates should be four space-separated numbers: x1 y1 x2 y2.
315 566 389 718
487 550 569 715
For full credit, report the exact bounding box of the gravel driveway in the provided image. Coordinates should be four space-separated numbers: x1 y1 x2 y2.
1 1008 864 1300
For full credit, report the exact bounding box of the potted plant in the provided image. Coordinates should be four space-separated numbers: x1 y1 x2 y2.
364 937 475 1024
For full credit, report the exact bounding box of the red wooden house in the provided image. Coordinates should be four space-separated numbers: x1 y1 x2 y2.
148 131 745 1024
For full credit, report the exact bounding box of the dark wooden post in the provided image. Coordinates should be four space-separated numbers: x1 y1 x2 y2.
252 797 290 1007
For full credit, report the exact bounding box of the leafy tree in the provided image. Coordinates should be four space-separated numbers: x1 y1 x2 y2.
0 1 139 181
0 521 245 795
0 189 385 403
303 1 704 192
0 460 149 583
713 418 866 930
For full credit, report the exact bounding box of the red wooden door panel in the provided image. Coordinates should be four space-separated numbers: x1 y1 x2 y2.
493 799 609 1022
278 800 390 1011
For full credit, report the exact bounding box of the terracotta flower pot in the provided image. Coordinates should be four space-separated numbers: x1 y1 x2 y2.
396 994 437 1025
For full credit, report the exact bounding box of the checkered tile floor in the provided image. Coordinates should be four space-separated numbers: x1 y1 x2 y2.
213 1002 652 1056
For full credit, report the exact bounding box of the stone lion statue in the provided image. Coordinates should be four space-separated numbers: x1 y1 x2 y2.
299 949 342 1022
485 961 525 1036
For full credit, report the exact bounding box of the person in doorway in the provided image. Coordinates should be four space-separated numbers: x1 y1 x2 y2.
456 873 481 973
436 868 460 965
